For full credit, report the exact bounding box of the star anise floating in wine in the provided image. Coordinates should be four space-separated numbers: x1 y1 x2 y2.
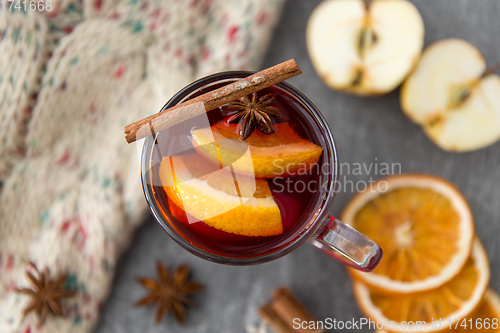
16 262 76 324
221 92 285 140
136 262 204 324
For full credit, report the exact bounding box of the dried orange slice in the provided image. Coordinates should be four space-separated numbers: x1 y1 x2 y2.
375 289 500 333
159 153 282 237
192 120 323 178
354 238 490 333
341 174 474 293
453 289 500 332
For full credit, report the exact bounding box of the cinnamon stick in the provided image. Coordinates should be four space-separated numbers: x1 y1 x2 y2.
258 287 325 333
259 303 293 333
124 59 301 143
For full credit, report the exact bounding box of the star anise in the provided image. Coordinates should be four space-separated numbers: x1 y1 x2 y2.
221 92 284 140
16 262 76 324
136 262 204 324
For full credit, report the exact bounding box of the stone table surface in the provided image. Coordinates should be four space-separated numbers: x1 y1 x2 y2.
96 1 500 332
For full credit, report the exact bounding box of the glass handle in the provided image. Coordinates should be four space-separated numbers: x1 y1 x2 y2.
311 216 383 272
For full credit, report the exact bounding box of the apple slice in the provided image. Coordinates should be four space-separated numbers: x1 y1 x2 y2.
401 39 500 152
306 0 424 96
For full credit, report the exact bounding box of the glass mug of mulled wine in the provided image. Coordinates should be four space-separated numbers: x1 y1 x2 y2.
141 71 383 270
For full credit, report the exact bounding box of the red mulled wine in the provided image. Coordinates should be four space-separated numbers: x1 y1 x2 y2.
149 82 327 257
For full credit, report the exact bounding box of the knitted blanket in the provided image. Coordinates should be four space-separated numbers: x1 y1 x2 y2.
0 1 283 331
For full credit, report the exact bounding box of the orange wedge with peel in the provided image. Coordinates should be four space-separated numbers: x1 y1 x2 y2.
159 153 282 237
191 120 323 178
341 174 474 293
167 196 190 224
354 238 490 333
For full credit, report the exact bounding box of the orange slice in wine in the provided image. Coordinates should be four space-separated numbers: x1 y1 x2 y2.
159 153 282 237
192 120 323 178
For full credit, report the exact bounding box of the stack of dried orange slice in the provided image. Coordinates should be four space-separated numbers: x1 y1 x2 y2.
341 174 499 332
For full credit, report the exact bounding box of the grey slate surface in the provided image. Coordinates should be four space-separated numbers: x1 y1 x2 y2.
96 1 500 332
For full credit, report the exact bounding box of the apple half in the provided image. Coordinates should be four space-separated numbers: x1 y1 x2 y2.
401 39 500 152
306 0 424 96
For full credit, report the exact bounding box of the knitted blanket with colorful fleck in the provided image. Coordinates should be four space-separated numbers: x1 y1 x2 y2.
0 1 283 331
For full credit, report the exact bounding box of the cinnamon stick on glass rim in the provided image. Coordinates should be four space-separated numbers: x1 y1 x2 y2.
123 59 302 143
